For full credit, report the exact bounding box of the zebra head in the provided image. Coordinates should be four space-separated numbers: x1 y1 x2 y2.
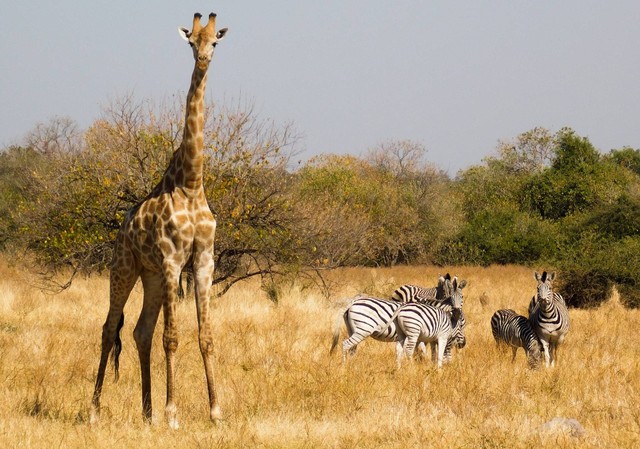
436 273 452 299
449 276 467 318
534 271 556 306
526 339 543 370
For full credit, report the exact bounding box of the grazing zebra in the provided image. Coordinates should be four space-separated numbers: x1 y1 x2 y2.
376 283 465 368
528 271 570 368
378 302 465 369
491 309 543 369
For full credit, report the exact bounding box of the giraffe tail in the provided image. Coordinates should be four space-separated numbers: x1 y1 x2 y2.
111 313 125 382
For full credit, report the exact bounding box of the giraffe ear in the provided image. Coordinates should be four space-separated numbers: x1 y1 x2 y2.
178 27 191 42
216 28 228 40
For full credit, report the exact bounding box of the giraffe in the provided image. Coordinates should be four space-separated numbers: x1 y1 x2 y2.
89 12 228 429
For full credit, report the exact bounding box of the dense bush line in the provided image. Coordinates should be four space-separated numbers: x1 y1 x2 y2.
1 97 639 306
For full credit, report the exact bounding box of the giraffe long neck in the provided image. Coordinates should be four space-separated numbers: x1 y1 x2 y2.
161 65 208 193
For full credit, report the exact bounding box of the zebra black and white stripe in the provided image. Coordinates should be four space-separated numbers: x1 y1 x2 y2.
379 302 465 368
491 309 542 369
391 274 452 302
528 271 570 368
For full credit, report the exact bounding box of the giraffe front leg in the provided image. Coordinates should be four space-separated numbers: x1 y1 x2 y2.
194 252 222 423
163 298 180 429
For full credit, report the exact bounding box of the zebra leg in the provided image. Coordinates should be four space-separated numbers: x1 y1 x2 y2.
430 342 437 363
436 336 447 369
540 339 551 368
403 335 419 363
416 342 427 361
549 342 557 367
511 347 518 362
340 318 360 362
342 337 359 362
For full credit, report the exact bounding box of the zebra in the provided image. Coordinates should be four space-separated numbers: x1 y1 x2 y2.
528 271 570 368
490 309 543 369
376 302 465 369
376 283 466 368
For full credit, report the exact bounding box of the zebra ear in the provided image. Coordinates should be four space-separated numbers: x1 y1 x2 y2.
548 271 556 282
534 271 541 282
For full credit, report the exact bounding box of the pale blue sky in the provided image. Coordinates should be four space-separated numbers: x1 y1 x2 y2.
2 1 639 174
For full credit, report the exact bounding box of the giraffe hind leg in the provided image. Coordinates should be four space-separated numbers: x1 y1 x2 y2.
90 259 138 425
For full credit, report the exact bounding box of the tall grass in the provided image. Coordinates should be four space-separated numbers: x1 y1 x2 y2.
0 260 638 448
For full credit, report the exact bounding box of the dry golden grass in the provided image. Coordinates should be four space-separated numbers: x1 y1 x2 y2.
0 260 639 448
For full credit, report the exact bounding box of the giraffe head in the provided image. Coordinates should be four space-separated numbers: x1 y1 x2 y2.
179 13 228 70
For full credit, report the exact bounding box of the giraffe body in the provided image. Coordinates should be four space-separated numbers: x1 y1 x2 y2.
90 13 228 429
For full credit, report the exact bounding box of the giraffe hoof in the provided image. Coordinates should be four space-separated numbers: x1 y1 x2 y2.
168 417 180 430
210 405 223 423
89 406 99 426
165 404 179 430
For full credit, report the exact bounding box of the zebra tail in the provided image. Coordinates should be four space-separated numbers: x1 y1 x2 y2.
111 313 125 382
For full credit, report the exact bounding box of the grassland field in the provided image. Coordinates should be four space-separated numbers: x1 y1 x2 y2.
0 260 639 448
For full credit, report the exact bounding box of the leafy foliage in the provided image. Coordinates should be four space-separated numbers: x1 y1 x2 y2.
1 106 640 307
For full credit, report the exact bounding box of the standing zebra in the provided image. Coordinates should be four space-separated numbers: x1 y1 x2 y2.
528 271 570 368
491 309 543 369
377 302 465 369
376 283 465 368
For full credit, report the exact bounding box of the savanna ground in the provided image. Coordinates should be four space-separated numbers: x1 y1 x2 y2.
0 259 639 448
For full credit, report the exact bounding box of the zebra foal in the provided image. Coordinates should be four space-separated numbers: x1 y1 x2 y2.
490 309 542 369
528 271 570 368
